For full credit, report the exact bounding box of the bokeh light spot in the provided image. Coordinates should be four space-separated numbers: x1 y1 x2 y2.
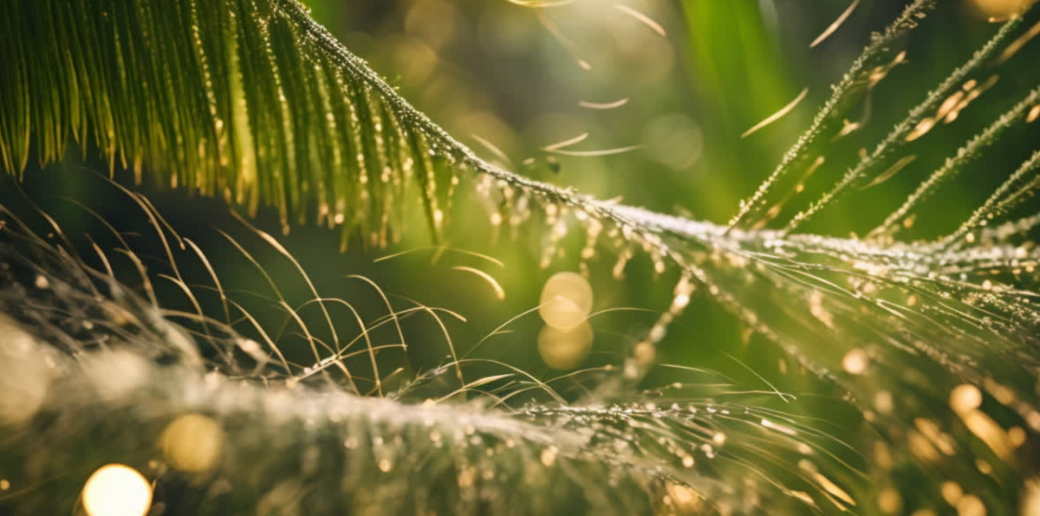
539 271 593 330
538 321 594 370
82 464 152 516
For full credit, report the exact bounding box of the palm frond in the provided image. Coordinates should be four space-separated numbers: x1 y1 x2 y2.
4 0 1040 515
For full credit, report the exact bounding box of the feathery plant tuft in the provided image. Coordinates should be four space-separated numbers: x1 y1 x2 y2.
4 0 1040 515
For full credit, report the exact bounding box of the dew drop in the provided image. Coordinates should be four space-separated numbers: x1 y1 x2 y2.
950 384 983 414
956 494 986 516
942 481 963 506
540 446 558 467
1022 479 1040 516
842 349 869 375
874 391 894 414
877 488 902 515
633 341 656 365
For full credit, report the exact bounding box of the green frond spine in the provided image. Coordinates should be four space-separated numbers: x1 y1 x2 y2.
870 85 1040 239
784 16 1027 234
725 0 936 230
